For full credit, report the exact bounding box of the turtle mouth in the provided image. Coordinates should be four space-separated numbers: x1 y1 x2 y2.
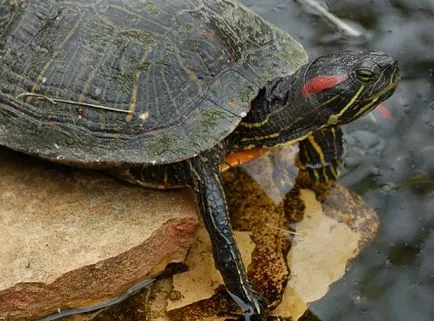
375 63 400 100
391 65 400 84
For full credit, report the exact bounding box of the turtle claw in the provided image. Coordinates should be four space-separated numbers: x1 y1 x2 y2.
236 311 267 321
229 289 269 321
242 312 267 321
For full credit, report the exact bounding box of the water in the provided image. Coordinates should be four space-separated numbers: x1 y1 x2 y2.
241 1 434 320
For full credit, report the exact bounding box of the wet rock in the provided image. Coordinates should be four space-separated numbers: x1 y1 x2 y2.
0 147 200 321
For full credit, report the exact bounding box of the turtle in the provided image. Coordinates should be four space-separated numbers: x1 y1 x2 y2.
0 0 399 319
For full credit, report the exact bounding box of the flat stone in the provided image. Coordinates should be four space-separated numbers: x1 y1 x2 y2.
0 147 199 321
1 145 380 321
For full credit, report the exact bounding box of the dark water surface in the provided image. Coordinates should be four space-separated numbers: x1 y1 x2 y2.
241 1 434 320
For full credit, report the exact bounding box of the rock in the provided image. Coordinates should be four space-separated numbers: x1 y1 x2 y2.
272 185 378 320
0 147 200 321
0 145 380 321
83 147 379 321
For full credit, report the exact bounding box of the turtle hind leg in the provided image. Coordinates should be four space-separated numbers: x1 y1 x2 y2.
108 162 188 189
188 152 268 321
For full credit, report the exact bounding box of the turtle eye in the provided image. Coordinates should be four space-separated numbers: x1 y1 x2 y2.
355 68 377 83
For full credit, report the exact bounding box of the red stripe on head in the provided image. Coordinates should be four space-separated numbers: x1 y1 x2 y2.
302 75 349 98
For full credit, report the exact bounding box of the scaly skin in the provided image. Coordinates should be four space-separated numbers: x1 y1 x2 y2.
189 150 266 320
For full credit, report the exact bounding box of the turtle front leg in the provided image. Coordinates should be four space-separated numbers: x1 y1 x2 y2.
188 153 267 321
298 126 343 183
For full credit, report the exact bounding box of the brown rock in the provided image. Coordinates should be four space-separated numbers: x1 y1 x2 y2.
0 147 200 321
1 145 380 321
66 147 379 321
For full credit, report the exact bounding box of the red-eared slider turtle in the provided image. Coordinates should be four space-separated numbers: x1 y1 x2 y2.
0 0 399 319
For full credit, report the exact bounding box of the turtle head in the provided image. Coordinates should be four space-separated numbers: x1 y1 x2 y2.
301 49 399 126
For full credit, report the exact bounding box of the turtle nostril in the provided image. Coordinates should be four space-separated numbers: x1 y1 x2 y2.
368 50 397 68
381 56 397 69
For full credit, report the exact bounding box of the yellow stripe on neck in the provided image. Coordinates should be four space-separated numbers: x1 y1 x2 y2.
327 85 365 125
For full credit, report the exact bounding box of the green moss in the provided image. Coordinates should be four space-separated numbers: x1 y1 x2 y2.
202 109 224 132
237 85 255 103
118 30 157 45
113 30 158 93
183 23 195 32
154 133 175 153
137 2 160 16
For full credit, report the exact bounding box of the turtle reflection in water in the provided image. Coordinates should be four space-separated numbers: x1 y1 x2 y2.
0 0 399 319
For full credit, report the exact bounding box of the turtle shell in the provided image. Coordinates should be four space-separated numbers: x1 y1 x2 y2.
0 0 307 166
